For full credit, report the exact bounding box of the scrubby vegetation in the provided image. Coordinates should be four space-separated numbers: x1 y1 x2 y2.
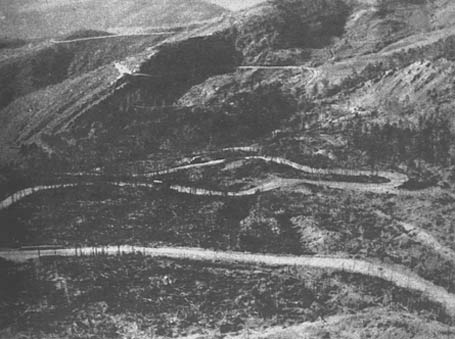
0 255 447 338
3 181 455 293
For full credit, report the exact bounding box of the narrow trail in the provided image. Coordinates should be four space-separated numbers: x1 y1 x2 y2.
0 155 408 211
2 245 455 318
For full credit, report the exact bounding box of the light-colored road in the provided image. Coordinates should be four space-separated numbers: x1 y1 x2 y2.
0 178 300 211
0 155 408 210
238 66 309 70
0 181 158 211
50 32 173 44
169 178 304 197
0 183 80 210
1 245 455 318
245 156 408 193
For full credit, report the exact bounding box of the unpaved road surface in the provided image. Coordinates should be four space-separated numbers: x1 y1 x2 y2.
1 245 455 318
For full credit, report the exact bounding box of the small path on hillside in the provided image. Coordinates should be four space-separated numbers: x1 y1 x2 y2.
50 32 173 44
237 65 319 84
1 245 455 318
0 155 408 211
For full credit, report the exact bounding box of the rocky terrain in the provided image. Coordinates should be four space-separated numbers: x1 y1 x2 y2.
1 0 455 338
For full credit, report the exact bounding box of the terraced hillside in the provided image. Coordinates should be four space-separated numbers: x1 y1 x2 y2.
1 0 455 338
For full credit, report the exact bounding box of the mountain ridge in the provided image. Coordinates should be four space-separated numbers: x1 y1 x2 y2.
0 0 228 39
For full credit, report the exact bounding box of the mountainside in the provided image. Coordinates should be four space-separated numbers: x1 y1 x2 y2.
0 33 173 112
0 0 454 180
2 0 455 338
0 0 227 39
229 0 455 63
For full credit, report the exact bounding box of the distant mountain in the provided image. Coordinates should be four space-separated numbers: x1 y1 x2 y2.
0 0 228 39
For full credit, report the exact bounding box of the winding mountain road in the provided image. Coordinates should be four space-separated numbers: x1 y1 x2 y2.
1 157 453 320
1 245 455 318
0 155 408 211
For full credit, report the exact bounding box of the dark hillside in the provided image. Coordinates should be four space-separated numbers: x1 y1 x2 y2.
0 34 244 169
0 34 167 110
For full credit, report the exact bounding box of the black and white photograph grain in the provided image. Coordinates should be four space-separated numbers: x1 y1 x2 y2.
1 0 455 338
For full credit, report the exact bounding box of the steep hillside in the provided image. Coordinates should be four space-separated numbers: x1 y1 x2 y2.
3 0 455 174
225 0 455 64
0 0 227 39
0 33 243 168
0 33 168 110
